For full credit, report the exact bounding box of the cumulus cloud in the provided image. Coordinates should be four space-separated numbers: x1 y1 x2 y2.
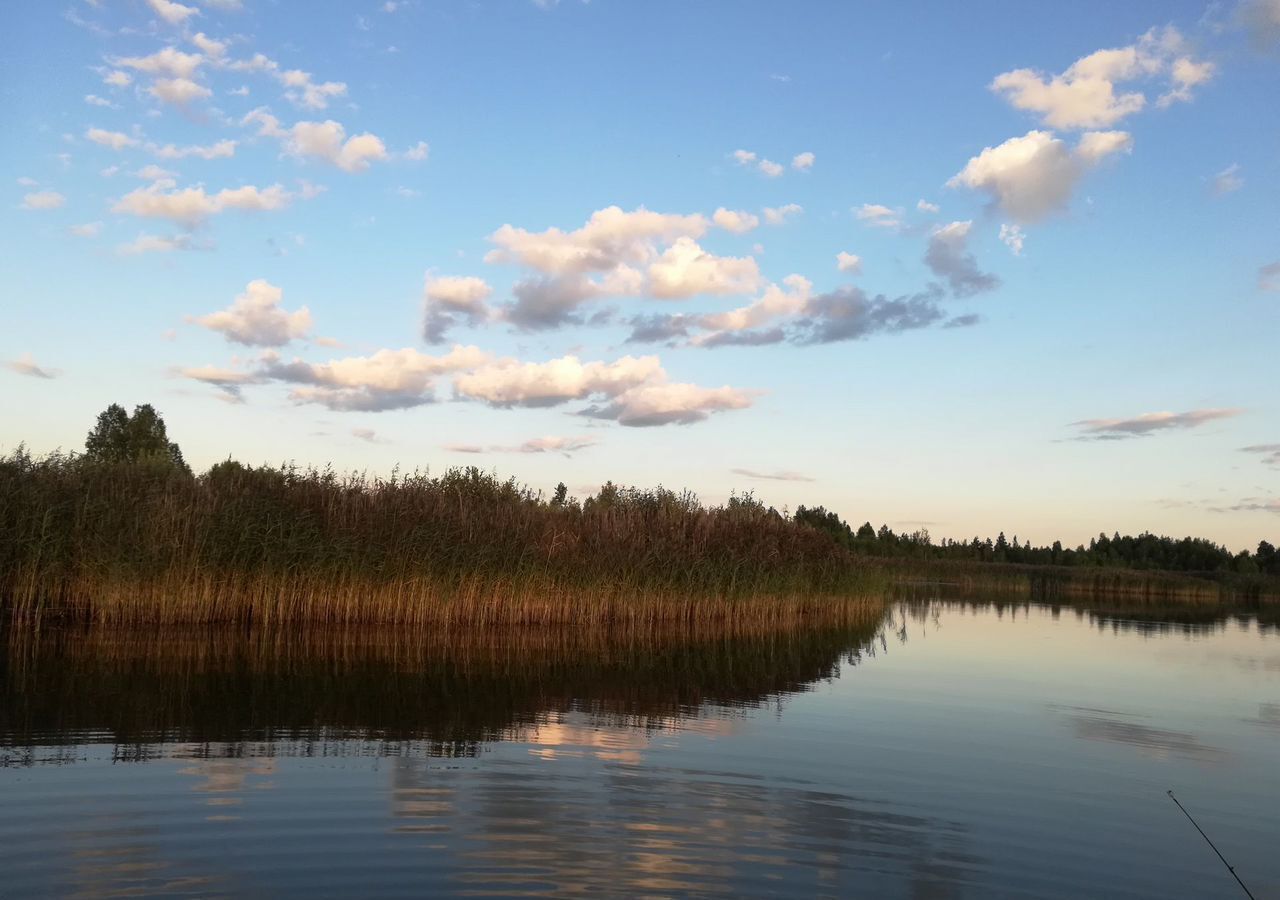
103 70 133 89
242 109 389 172
4 353 59 379
112 181 291 227
990 26 1214 129
646 238 761 299
757 159 784 177
423 275 493 342
796 286 947 344
86 127 140 151
731 468 815 482
261 345 491 411
732 149 786 177
279 68 348 110
924 221 1000 296
763 203 802 225
21 191 66 210
999 223 1025 255
194 279 312 346
190 32 228 59
948 129 1131 223
791 151 815 171
178 364 262 401
70 221 103 237
147 0 199 25
1259 261 1280 292
836 252 863 274
403 141 430 161
1211 163 1243 195
917 199 940 213
1069 408 1242 439
117 232 201 255
113 47 204 80
85 94 117 108
150 76 212 105
855 203 901 229
150 139 236 160
713 207 759 233
582 381 757 426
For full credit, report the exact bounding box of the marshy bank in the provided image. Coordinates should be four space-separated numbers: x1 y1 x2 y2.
0 450 887 627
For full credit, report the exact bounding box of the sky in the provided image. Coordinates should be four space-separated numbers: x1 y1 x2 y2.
1 0 1278 551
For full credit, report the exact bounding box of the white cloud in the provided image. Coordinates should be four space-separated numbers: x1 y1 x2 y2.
646 238 761 299
113 182 291 227
150 139 236 160
732 149 757 165
117 232 197 255
757 158 784 177
86 127 140 150
16 177 38 187
423 275 493 342
279 69 348 110
245 112 389 172
591 381 757 427
486 205 708 276
917 199 940 213
990 26 1214 129
999 223 1025 256
855 203 901 229
103 70 133 88
836 252 863 274
21 191 66 210
403 141 430 161
149 77 212 106
262 345 491 411
135 164 177 181
229 85 250 96
1211 163 1243 195
712 207 759 233
791 151 815 171
455 354 662 407
1070 408 1242 438
696 275 811 337
195 279 312 346
190 32 228 59
70 221 103 237
85 94 117 108
947 129 1130 223
113 47 204 80
147 0 199 25
763 203 802 226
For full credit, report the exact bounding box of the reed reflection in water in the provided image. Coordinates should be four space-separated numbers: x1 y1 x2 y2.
3 598 1279 898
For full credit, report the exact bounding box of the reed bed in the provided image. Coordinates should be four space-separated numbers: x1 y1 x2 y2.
0 449 887 627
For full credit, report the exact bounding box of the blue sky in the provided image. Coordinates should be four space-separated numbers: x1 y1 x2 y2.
2 0 1278 550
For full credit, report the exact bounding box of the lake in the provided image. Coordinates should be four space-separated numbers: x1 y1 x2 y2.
2 599 1277 898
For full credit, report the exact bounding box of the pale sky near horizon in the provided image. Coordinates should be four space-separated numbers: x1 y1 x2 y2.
1 0 1277 552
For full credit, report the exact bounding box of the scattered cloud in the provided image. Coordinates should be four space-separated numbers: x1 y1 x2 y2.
795 285 947 344
85 94 117 108
998 223 1025 255
731 149 787 177
243 109 389 172
763 203 802 226
112 47 204 80
403 141 430 161
117 232 201 254
194 279 313 346
149 76 212 106
731 468 815 482
177 364 261 402
112 181 291 227
1069 408 1242 439
757 159 784 177
791 151 815 171
1210 497 1280 515
917 199 940 214
448 435 599 456
86 127 140 150
4 353 59 379
146 0 200 26
836 252 863 274
1259 261 1280 292
1211 163 1243 195
70 221 103 238
712 207 759 233
150 139 237 160
1241 444 1280 468
423 275 493 342
855 203 901 230
103 70 133 88
351 427 383 443
646 238 761 299
990 26 1214 129
948 129 1131 223
924 221 1001 296
21 191 66 210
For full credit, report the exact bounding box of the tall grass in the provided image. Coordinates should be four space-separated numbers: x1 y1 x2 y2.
0 449 887 626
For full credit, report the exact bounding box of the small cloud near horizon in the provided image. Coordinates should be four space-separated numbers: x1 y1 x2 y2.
731 467 815 482
4 353 60 379
1069 408 1242 439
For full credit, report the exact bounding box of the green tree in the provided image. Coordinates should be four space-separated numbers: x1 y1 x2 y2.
85 403 189 472
551 482 568 506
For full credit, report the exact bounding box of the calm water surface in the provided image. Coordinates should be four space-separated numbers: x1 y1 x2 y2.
2 600 1278 898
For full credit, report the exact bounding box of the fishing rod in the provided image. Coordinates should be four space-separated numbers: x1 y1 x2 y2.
1166 790 1256 900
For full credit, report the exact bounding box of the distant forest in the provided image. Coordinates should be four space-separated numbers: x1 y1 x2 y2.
793 506 1279 578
